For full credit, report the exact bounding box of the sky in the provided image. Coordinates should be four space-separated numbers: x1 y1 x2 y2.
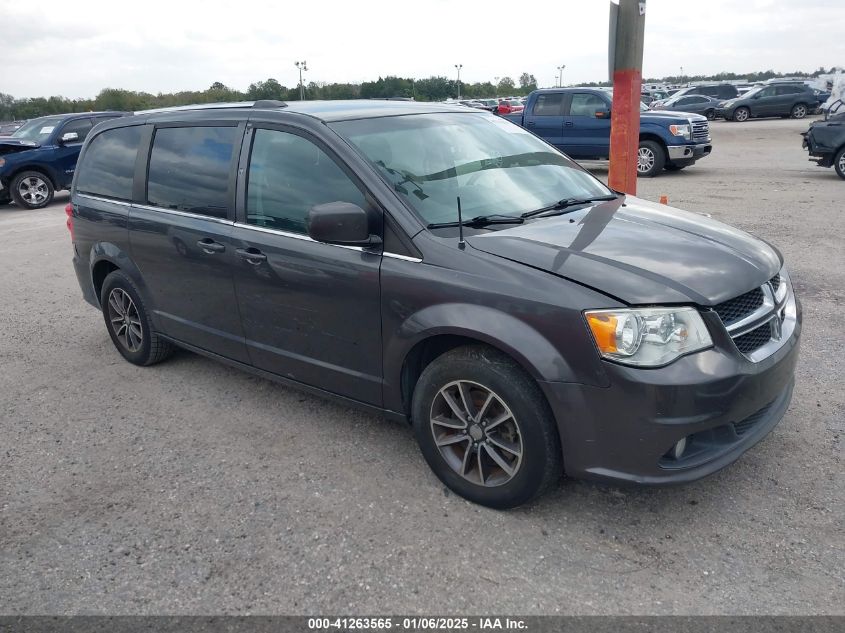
1 0 843 99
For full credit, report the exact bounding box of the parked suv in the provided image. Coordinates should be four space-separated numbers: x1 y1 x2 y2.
717 83 819 122
68 100 801 508
0 112 125 208
671 84 740 101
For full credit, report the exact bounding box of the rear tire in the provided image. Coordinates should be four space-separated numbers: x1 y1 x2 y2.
835 147 845 180
100 270 173 366
11 170 54 209
733 107 750 122
791 103 808 119
636 140 665 177
411 345 562 509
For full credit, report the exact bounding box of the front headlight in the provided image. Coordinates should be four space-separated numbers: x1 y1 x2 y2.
585 307 713 367
669 124 691 140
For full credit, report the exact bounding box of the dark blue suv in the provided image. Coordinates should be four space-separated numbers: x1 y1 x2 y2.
0 112 124 209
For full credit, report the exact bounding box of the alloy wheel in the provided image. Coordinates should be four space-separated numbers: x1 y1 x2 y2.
17 176 49 205
735 108 749 122
792 104 807 119
107 288 143 352
838 152 845 176
429 380 523 487
637 147 656 173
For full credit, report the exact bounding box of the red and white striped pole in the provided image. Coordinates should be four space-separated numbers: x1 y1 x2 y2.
608 0 646 195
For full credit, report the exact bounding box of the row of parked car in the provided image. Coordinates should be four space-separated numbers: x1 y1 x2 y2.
649 81 826 122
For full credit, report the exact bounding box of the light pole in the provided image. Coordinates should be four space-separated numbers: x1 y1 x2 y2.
557 64 566 87
454 64 463 99
680 66 684 84
294 60 308 100
494 76 500 97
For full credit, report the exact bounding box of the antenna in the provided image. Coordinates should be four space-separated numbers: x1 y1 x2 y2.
456 196 465 249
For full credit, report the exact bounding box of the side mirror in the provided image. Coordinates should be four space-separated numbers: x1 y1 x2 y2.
306 201 381 246
751 94 760 100
60 132 79 144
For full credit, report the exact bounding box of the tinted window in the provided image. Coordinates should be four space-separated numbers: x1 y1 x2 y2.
61 118 93 143
569 93 607 117
776 85 802 95
533 93 564 116
246 129 366 234
75 125 143 201
687 96 708 104
147 126 237 219
757 87 776 97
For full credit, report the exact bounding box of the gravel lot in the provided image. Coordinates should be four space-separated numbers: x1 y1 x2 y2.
1 116 842 615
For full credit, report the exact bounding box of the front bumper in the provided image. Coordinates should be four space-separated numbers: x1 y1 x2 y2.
539 299 802 485
666 142 712 164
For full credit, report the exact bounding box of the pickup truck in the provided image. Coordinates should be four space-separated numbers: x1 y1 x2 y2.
0 111 125 209
502 88 712 177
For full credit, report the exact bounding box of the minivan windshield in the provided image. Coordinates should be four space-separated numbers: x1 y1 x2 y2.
12 117 64 143
331 113 613 226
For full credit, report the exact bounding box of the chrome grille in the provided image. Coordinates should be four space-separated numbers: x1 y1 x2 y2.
734 323 773 354
713 288 764 325
712 270 795 362
691 120 710 142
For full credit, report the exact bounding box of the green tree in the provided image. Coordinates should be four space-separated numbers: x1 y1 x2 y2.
497 77 515 94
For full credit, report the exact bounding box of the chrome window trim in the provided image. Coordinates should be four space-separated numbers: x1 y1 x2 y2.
232 222 370 253
131 202 235 225
383 252 423 263
76 192 132 207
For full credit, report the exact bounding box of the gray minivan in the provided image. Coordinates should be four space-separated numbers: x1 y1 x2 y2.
68 100 801 508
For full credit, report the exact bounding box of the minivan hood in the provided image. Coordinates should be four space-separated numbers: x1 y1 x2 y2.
466 196 781 306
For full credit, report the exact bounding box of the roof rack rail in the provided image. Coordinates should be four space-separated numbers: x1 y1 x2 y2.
253 100 288 109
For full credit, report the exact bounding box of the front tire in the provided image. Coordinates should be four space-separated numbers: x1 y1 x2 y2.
791 103 808 119
412 345 561 509
835 147 845 180
100 270 173 366
733 107 750 122
11 171 54 209
705 109 715 120
636 140 665 177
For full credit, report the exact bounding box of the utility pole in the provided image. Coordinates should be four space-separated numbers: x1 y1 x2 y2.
455 64 463 99
557 64 566 87
680 65 684 84
607 0 646 195
295 60 308 100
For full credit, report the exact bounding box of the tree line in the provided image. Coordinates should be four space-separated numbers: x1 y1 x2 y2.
1 67 837 121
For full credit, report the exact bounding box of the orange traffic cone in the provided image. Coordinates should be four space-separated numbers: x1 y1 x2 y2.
659 195 669 205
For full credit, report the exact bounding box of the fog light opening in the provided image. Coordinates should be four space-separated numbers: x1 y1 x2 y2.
671 436 688 460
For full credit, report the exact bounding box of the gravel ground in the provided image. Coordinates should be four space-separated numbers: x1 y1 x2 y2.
0 116 842 615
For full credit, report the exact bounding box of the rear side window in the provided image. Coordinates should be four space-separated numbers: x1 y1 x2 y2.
147 126 238 219
568 93 607 117
75 125 143 201
246 128 366 235
533 93 564 116
776 85 803 95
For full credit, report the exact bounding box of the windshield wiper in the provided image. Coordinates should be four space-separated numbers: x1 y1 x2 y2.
520 194 619 219
427 214 525 229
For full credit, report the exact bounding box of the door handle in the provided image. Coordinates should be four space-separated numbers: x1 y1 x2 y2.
197 239 225 254
526 121 535 127
564 121 574 127
236 247 267 264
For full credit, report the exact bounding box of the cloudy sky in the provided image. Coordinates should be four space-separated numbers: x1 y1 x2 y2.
3 0 843 99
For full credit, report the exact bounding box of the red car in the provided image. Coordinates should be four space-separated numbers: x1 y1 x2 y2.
497 99 524 115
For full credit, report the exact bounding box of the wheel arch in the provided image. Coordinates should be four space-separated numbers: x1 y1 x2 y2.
5 163 61 190
87 243 153 310
386 304 582 417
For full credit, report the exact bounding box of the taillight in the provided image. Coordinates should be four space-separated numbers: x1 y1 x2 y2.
65 203 75 241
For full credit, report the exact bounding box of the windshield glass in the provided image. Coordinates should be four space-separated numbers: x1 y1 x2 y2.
742 86 764 98
12 117 64 143
331 113 612 225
